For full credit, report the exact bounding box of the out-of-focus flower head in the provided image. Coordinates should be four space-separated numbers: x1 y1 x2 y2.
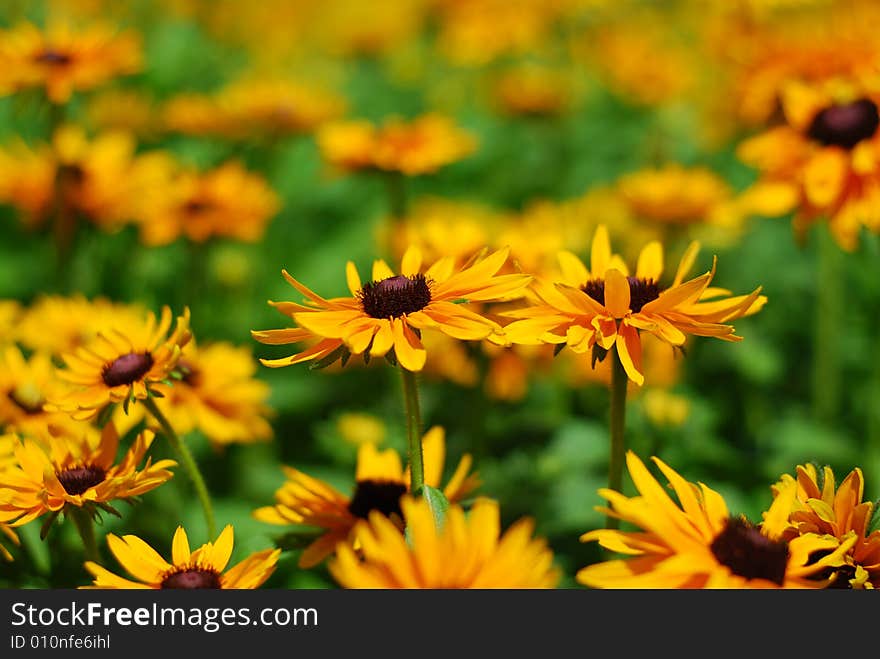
133 159 281 246
0 21 142 104
491 63 578 118
316 113 477 177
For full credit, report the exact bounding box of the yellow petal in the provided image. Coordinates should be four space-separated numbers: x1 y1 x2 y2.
604 268 631 318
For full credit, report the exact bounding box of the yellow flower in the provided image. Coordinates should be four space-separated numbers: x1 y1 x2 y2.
0 21 142 103
117 340 274 449
491 64 575 118
316 113 477 176
133 159 280 246
0 423 176 527
0 125 164 232
251 245 531 372
0 345 87 438
46 306 192 421
502 225 766 385
86 88 160 138
83 525 280 589
0 300 22 344
336 412 386 447
253 426 479 568
766 464 880 589
14 294 147 358
329 496 560 588
577 451 857 588
737 79 880 249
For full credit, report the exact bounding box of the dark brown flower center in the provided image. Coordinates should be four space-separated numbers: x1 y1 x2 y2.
358 274 432 319
7 382 45 415
183 199 213 215
581 276 661 313
161 567 223 589
710 517 789 586
807 98 880 149
101 352 154 388
34 49 73 66
347 479 407 519
57 465 106 496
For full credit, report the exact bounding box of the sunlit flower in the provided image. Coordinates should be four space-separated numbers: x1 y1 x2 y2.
316 113 477 176
0 300 22 344
14 294 147 358
336 412 386 447
737 79 880 249
0 423 176 527
310 0 428 57
118 341 273 449
0 21 142 103
46 306 192 420
83 525 280 589
253 426 479 568
0 345 85 438
330 496 560 588
766 464 880 589
86 88 160 138
615 164 746 245
491 64 575 118
252 245 531 372
502 225 766 385
577 451 857 588
133 160 280 246
0 125 166 232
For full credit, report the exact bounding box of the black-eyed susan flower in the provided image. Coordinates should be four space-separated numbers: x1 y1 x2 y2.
119 340 274 449
329 496 560 588
0 423 176 528
0 345 85 438
491 64 575 118
0 21 142 104
502 225 766 385
253 426 479 568
767 464 880 589
252 245 531 372
133 159 280 247
737 79 880 249
316 113 476 177
46 306 192 420
577 451 856 589
83 525 280 589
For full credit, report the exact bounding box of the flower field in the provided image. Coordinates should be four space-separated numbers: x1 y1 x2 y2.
0 0 878 590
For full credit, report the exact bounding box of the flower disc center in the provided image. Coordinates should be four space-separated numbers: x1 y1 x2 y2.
581 276 661 313
709 517 789 586
161 568 223 589
347 479 407 519
34 49 73 66
57 465 107 496
101 351 154 388
358 274 432 319
807 98 880 149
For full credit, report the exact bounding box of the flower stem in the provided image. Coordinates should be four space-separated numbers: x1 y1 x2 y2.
68 507 99 564
142 396 216 538
812 224 841 426
606 347 628 530
399 366 425 494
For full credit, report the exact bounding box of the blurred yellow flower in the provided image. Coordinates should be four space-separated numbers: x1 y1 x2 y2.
316 113 477 177
336 412 387 447
0 21 142 103
133 159 281 246
330 496 560 588
491 64 575 117
254 426 479 568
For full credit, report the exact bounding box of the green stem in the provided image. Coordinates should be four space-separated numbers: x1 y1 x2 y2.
812 223 841 426
606 348 628 530
399 366 425 494
68 507 99 564
142 396 216 539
